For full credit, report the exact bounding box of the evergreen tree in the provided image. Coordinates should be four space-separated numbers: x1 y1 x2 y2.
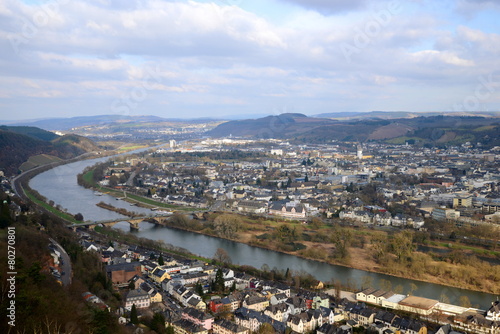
195 281 204 297
0 202 12 228
214 268 225 293
158 254 164 266
150 312 166 333
130 304 139 324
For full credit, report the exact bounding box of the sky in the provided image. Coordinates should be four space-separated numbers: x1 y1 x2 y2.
1 0 500 121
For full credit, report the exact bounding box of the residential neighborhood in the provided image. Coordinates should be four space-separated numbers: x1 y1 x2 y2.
92 138 500 235
77 229 500 334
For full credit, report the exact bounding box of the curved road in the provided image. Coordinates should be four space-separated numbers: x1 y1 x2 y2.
49 238 72 286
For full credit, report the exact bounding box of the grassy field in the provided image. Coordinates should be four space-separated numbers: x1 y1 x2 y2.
116 144 149 153
24 188 80 224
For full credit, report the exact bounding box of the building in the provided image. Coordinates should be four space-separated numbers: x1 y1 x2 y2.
453 196 472 208
268 203 306 219
124 289 151 310
212 318 249 334
182 307 214 330
105 262 142 286
397 296 438 316
432 207 460 222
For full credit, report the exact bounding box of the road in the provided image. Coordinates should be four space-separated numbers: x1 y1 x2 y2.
50 238 72 286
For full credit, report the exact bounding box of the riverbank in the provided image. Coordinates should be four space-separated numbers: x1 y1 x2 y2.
158 215 500 296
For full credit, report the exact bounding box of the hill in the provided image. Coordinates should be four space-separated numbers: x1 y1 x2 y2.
0 125 59 141
208 113 337 138
0 127 100 175
208 114 500 147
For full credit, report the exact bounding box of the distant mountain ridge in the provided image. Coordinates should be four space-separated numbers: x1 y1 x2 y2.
6 114 230 131
314 111 500 120
208 113 500 147
0 126 99 175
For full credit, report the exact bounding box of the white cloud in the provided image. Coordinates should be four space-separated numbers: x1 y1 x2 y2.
0 0 500 119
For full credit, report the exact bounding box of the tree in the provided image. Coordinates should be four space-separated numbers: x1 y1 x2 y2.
379 279 392 292
166 325 175 334
0 202 12 228
213 268 225 293
389 230 415 262
213 214 242 239
214 247 232 265
108 175 118 187
150 312 166 333
195 281 204 297
394 285 404 294
331 226 352 260
130 304 139 324
459 295 472 308
439 293 450 304
361 275 373 290
257 322 275 334
74 212 84 221
158 254 165 266
408 283 418 296
128 281 135 290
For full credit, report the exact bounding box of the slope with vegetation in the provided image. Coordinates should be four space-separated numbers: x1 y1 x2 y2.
0 126 100 175
0 190 130 334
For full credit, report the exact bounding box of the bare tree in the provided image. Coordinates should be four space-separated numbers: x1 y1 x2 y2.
214 247 232 265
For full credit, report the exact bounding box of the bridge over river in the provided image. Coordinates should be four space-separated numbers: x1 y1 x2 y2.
69 210 206 230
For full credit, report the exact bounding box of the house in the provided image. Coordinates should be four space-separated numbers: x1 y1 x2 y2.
287 310 323 333
270 293 288 306
237 200 267 214
172 318 209 334
234 307 272 333
129 275 146 290
435 324 464 334
124 289 151 310
186 295 207 311
222 295 241 312
264 303 291 322
82 292 109 311
357 308 377 327
486 301 500 321
243 296 269 312
269 202 307 219
356 288 394 306
182 307 214 330
212 318 249 334
150 267 170 284
317 323 353 334
81 240 99 252
286 296 307 315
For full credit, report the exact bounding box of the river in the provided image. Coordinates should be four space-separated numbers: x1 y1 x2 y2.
29 153 497 309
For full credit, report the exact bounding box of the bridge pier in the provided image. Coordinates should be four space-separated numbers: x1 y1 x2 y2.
129 221 140 230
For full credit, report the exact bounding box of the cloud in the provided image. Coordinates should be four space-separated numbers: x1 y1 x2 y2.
455 0 500 17
278 0 370 15
0 0 500 119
